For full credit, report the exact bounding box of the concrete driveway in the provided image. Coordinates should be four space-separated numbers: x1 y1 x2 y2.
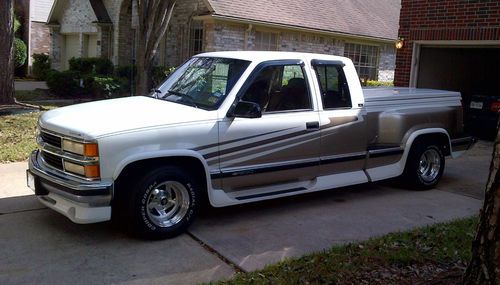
0 141 490 284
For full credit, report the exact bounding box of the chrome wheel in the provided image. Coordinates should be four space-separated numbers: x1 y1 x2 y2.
417 148 441 183
146 181 190 228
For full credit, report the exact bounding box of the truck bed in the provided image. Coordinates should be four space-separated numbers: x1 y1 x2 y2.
363 87 462 109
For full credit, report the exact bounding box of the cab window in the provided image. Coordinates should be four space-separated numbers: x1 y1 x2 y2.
241 64 311 112
314 64 351 109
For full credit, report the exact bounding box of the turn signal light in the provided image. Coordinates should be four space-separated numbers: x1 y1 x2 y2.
84 165 100 178
84 143 99 157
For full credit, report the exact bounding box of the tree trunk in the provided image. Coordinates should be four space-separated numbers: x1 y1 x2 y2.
0 0 15 105
463 122 500 285
135 0 176 96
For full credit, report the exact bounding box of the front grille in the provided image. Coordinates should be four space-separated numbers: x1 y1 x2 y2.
41 131 62 148
41 151 63 170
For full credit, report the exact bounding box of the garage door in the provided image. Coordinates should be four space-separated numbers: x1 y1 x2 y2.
416 47 499 113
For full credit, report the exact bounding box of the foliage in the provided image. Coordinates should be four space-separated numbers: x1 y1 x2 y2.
14 14 21 33
69 57 114 76
115 65 137 78
366 80 394 87
45 69 81 97
32 53 51 80
85 76 121 98
212 217 477 285
151 66 176 87
14 37 27 67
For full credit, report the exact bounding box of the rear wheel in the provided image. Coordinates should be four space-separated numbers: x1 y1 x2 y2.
126 166 201 239
402 143 445 189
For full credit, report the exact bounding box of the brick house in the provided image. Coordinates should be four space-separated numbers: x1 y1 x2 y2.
47 0 401 81
394 0 500 105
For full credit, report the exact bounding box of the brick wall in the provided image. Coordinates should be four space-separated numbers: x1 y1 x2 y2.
31 22 50 55
395 0 500 86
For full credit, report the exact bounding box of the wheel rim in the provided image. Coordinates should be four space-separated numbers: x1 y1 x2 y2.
145 181 190 228
418 148 441 183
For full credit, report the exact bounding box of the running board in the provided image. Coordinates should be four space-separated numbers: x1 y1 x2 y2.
235 187 307 200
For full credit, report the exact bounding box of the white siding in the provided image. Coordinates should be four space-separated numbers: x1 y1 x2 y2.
30 0 56 23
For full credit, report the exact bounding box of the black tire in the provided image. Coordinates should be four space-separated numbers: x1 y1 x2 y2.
125 166 201 239
402 142 445 190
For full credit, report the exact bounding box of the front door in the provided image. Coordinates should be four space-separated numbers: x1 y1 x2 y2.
215 60 321 193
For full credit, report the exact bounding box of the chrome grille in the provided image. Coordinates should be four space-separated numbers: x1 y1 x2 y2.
41 151 64 170
40 131 62 148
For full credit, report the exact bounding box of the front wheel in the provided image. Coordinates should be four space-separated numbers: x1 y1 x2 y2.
402 143 445 190
127 166 201 239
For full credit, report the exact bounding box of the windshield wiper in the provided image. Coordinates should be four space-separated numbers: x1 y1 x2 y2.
166 90 199 108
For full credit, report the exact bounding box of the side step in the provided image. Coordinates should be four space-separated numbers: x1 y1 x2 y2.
235 187 307 200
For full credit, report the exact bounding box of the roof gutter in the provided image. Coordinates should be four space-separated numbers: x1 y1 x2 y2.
193 14 396 43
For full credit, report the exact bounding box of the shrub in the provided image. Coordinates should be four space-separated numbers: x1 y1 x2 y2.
46 69 81 97
152 66 176 87
32 53 51 80
84 76 121 98
14 38 27 67
115 65 137 78
366 80 394 87
69 57 113 76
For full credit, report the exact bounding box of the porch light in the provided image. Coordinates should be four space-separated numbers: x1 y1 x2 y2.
395 37 404 49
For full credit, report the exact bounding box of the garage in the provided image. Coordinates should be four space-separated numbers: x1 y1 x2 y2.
413 46 500 137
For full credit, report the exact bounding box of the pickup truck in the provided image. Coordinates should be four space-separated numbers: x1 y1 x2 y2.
27 51 474 239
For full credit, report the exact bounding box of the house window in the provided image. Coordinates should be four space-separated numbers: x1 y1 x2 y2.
344 43 379 81
190 21 203 56
254 31 279 51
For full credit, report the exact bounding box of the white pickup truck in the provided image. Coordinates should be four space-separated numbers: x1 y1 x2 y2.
28 51 474 239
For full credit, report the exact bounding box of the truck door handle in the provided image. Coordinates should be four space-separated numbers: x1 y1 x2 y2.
306 121 320 130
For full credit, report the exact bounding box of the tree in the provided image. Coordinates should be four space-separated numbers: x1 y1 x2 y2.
135 0 176 96
463 123 500 285
0 0 15 105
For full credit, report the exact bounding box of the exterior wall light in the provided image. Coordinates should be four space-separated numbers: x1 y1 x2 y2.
395 37 404 49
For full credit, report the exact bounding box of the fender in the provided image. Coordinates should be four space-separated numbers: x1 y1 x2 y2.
113 149 215 198
366 128 451 182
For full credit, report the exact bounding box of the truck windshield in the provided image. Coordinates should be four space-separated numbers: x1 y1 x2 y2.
158 57 250 110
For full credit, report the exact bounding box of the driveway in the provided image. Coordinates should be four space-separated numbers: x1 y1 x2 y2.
0 141 490 284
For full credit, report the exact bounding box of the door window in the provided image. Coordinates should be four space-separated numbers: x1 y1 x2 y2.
313 64 352 109
241 64 311 112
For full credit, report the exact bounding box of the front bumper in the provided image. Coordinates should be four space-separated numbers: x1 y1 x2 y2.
28 150 113 223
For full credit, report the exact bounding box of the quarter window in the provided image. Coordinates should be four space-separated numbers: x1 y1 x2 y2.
344 43 379 81
241 64 311 112
313 64 351 109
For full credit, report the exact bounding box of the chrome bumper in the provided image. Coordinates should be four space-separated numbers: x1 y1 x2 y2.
28 150 113 223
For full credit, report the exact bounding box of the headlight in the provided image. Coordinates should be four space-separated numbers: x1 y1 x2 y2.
62 140 99 157
64 161 100 178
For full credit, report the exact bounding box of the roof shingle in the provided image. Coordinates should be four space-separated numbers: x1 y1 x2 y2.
206 0 401 40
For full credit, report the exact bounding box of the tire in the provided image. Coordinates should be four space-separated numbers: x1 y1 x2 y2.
402 143 445 190
126 166 201 239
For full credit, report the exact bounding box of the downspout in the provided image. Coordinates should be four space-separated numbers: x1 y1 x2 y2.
244 24 253 50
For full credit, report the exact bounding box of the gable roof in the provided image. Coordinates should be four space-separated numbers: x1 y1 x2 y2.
205 0 401 41
47 0 111 24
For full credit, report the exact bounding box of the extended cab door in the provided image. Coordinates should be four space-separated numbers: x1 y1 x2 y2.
311 60 368 177
216 60 321 195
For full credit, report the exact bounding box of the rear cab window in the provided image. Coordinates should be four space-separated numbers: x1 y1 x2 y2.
312 60 352 109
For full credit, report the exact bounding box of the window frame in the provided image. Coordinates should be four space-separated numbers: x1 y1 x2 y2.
232 59 314 115
189 20 204 56
253 31 279 51
343 42 380 81
311 59 352 110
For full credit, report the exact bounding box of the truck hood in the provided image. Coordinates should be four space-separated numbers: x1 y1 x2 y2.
39 96 217 139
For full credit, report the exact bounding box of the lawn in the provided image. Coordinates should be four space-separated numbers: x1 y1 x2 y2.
213 217 477 285
0 111 39 163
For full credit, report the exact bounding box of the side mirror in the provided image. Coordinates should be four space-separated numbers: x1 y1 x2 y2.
228 101 262 118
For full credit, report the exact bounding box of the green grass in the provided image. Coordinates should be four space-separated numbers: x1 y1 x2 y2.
0 111 39 163
212 217 477 285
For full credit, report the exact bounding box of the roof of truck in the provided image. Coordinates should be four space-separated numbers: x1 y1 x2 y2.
196 51 350 63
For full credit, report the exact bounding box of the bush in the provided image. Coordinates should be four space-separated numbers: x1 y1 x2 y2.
46 69 81 97
14 38 27 67
151 66 175 87
84 76 121 98
115 65 137 78
69 57 113 76
366 80 394 87
32 53 51 80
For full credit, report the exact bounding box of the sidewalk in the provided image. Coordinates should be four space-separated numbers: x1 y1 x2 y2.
15 81 48 91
